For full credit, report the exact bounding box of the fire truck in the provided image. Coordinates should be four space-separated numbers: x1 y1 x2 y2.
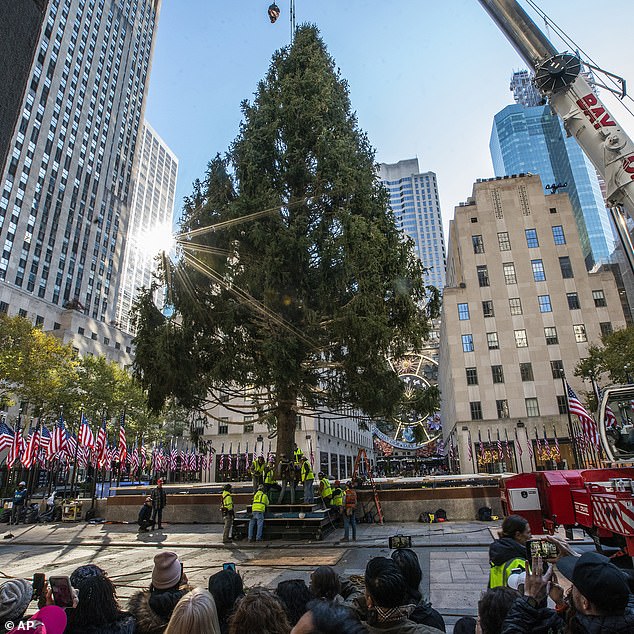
480 0 634 559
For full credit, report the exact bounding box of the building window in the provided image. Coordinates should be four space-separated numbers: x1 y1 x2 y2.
544 326 559 345
600 322 613 337
35 315 44 327
520 362 534 381
482 300 494 317
550 207 557 214
91 332 98 340
497 231 511 251
462 334 474 352
525 228 539 248
472 235 484 254
458 303 470 320
471 217 478 223
574 324 587 342
491 365 504 383
477 265 490 287
126 346 131 353
552 225 566 245
218 424 229 435
557 395 568 415
509 297 522 315
538 295 552 312
466 367 478 385
0 302 8 314
53 322 61 330
78 326 85 335
115 342 121 350
551 360 564 379
487 332 499 350
559 256 573 278
103 337 109 345
497 399 510 419
531 259 546 281
514 329 528 347
567 292 580 310
525 397 540 417
592 290 606 307
470 401 483 420
18 308 27 318
503 262 517 284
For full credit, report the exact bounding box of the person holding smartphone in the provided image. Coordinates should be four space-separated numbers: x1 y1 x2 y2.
488 515 531 588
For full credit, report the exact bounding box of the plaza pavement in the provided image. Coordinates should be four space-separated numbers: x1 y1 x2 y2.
0 519 590 632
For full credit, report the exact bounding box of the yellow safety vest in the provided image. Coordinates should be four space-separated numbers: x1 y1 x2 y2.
252 491 269 513
301 461 314 482
331 487 343 507
252 461 265 475
221 490 233 511
488 557 527 588
294 448 304 462
320 477 332 498
264 466 276 485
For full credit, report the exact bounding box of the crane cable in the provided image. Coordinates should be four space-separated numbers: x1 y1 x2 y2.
525 0 634 120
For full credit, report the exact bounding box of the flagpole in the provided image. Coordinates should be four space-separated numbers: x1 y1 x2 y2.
525 426 535 471
560 373 581 468
70 407 83 498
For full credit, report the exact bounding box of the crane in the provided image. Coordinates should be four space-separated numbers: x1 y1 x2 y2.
479 0 634 273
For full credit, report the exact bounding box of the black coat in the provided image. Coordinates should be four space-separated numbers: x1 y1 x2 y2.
138 504 152 523
489 537 527 567
66 613 135 634
410 600 446 632
151 487 167 510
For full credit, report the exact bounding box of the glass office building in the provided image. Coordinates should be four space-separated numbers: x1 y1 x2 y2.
0 0 161 327
490 73 615 269
378 158 447 292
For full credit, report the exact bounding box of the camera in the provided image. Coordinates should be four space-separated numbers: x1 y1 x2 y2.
526 539 558 560
389 534 412 549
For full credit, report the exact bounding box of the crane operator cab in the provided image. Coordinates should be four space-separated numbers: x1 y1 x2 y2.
599 385 634 464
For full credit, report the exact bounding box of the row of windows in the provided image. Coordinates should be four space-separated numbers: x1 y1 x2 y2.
476 256 574 287
466 360 567 386
469 395 568 420
457 289 607 320
472 225 566 255
460 321 611 352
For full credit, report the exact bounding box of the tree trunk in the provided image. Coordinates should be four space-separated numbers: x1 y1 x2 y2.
276 397 297 464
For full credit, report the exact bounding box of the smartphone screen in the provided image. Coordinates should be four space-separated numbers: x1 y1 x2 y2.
526 539 558 560
32 573 45 601
49 576 74 608
222 562 236 572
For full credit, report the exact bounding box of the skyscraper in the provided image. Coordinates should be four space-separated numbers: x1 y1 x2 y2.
116 121 177 334
378 159 447 291
490 71 615 269
0 0 161 339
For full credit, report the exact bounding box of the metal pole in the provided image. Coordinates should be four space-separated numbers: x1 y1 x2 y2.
560 373 580 468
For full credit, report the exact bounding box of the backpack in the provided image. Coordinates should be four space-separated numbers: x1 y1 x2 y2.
435 508 447 521
418 511 436 523
477 506 493 521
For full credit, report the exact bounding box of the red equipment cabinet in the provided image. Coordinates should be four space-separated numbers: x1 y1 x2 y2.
499 472 543 535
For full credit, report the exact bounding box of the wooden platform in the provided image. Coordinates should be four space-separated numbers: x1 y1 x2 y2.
233 503 340 541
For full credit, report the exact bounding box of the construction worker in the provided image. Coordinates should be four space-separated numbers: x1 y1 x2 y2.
263 460 279 497
248 484 269 542
293 443 304 464
331 480 344 516
221 484 234 544
318 471 332 508
250 455 266 492
300 455 315 504
342 481 357 542
277 454 296 504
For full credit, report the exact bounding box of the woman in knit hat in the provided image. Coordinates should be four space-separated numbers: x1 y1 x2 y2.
128 551 191 634
0 578 33 630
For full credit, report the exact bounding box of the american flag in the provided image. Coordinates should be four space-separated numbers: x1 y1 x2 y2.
496 432 503 459
118 411 127 465
130 444 139 473
566 382 599 446
95 418 108 468
467 431 473 463
543 432 550 455
605 404 618 429
7 422 24 468
526 429 534 459
40 426 52 459
51 413 66 456
78 414 95 449
140 443 147 472
0 421 13 453
64 433 78 462
553 426 561 457
504 429 512 462
22 427 40 469
169 446 178 471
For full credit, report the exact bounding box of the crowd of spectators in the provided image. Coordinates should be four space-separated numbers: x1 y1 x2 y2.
1 524 634 633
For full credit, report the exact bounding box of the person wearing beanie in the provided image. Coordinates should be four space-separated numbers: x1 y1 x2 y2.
138 497 154 532
0 578 33 626
128 552 191 634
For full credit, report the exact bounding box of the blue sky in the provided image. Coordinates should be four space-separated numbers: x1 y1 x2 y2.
144 1 634 237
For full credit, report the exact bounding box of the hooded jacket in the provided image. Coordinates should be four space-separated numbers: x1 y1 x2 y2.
127 586 190 634
489 537 527 567
501 595 634 634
